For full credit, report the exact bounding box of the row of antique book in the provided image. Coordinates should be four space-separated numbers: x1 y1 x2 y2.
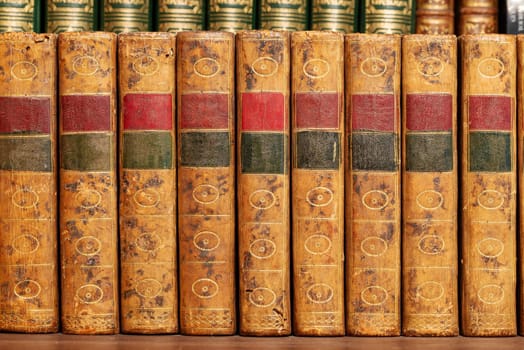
0 30 522 337
2 1 521 43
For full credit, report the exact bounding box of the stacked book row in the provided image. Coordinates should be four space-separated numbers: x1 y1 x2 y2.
0 30 522 337
2 0 410 35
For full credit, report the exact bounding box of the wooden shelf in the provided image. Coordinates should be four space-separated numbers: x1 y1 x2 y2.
0 334 524 350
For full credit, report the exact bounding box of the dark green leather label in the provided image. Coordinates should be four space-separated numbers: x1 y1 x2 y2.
469 132 511 172
180 132 230 167
0 137 51 171
351 132 397 171
241 133 286 174
123 131 172 169
61 133 112 171
296 131 340 169
406 133 452 172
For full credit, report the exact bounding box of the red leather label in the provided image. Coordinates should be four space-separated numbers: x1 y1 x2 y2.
352 94 395 132
61 95 111 132
180 93 229 129
295 92 339 129
0 97 50 134
406 93 452 131
469 95 512 131
124 93 172 130
241 92 285 131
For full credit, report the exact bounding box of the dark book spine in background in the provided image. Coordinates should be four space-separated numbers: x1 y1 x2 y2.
501 0 524 33
58 32 119 335
102 0 153 33
208 0 255 31
118 32 178 334
0 32 58 333
46 0 98 33
258 0 309 30
177 31 237 336
0 0 41 32
157 0 205 31
310 0 358 32
359 0 415 33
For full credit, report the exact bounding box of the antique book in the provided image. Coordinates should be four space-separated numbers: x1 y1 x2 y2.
258 0 308 31
310 0 358 32
460 34 517 336
0 0 41 32
0 32 57 333
291 31 345 336
458 0 498 34
58 32 119 335
359 0 415 33
401 34 459 336
208 0 254 31
118 32 178 334
415 0 454 34
519 34 524 335
237 30 291 336
102 0 153 33
177 31 236 336
46 0 99 32
157 0 205 31
345 33 401 336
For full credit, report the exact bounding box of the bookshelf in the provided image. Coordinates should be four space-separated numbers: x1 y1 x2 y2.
1 333 524 349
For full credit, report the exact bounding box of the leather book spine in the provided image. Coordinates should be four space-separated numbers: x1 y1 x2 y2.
0 32 58 333
345 33 401 336
237 30 291 336
177 31 236 335
58 32 119 335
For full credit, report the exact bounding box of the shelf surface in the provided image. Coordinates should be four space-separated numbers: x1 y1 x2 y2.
0 334 524 350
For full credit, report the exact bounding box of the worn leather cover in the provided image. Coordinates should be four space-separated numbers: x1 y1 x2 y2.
177 31 236 335
460 34 517 336
59 32 119 335
237 30 291 336
0 32 58 333
345 33 401 336
118 32 177 334
402 34 459 336
291 31 345 336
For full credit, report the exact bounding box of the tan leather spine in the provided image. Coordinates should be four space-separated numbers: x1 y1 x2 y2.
401 34 459 336
415 0 454 34
237 30 291 336
345 33 401 336
58 32 119 334
177 31 236 335
458 0 498 34
291 31 345 336
460 34 517 336
118 32 178 334
0 32 58 333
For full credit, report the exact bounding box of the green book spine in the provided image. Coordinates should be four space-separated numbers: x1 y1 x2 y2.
208 0 255 31
102 0 153 33
360 0 415 33
157 0 205 32
46 0 98 33
0 0 40 32
258 0 309 31
310 0 358 32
